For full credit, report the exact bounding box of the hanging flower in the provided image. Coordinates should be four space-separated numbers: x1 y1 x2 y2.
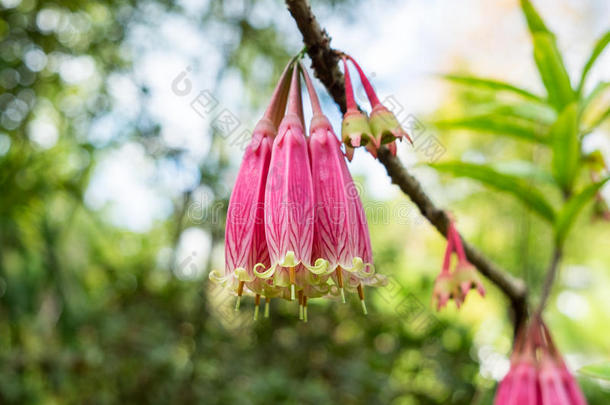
449 221 485 302
342 54 413 158
209 62 293 312
340 57 374 161
433 218 485 310
494 317 588 405
433 230 458 310
254 63 328 302
301 63 384 312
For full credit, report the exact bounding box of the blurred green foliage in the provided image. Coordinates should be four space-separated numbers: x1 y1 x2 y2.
0 0 608 404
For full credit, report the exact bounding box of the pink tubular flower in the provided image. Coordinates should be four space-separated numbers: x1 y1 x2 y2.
433 230 457 310
448 221 485 301
541 322 587 405
495 324 540 405
494 318 588 405
344 54 413 158
255 63 327 301
209 63 292 309
302 63 384 310
432 218 485 310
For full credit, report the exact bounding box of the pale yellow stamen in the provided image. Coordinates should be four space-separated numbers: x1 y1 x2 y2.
235 281 245 311
336 267 346 303
298 290 304 320
253 294 261 320
264 296 270 318
289 266 296 300
357 284 368 315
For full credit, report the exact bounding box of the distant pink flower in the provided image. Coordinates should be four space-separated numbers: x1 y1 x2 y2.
494 318 588 405
432 218 484 310
433 230 457 310
448 221 485 302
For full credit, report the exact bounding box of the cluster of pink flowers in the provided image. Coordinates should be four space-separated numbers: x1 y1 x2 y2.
432 219 485 310
340 54 412 160
495 317 587 405
210 60 385 320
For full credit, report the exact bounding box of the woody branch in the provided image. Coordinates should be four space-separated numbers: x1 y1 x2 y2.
284 0 528 328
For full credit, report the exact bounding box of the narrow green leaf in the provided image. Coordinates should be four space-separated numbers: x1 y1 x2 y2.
432 161 556 221
442 74 545 102
533 32 574 110
580 362 610 381
581 81 609 113
555 177 610 243
468 102 556 125
434 115 549 144
577 31 610 94
550 103 580 192
520 0 550 34
584 105 610 133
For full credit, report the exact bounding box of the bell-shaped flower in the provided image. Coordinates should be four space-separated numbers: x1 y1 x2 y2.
541 322 588 405
255 64 327 301
301 64 383 310
209 62 292 310
345 54 413 157
494 317 588 405
340 151 386 312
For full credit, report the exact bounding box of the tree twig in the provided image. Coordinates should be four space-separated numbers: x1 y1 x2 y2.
285 0 528 328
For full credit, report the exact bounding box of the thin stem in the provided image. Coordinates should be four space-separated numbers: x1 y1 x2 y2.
346 54 380 106
441 229 455 274
299 62 323 115
342 57 358 111
263 61 294 127
286 63 304 126
536 246 562 316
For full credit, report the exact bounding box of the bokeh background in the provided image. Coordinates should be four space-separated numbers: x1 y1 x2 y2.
1 0 609 403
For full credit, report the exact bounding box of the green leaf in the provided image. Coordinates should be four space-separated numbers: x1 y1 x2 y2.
434 115 549 144
550 103 580 192
432 161 556 221
555 177 610 243
577 31 610 94
584 105 610 133
581 81 609 113
533 32 574 110
520 0 551 34
579 362 610 381
442 74 545 102
468 102 556 125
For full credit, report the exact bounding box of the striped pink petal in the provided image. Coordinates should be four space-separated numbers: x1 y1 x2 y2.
212 118 273 292
263 113 315 282
309 114 353 271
